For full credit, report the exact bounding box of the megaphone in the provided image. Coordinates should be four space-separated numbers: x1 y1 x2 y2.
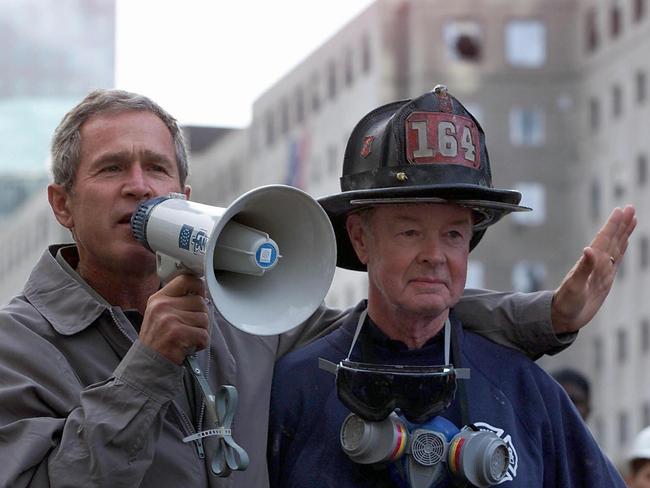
131 184 337 335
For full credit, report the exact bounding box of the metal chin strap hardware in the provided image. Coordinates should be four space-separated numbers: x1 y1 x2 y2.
182 355 249 477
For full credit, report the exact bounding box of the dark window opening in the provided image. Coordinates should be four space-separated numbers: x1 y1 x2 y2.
344 49 354 86
634 0 647 22
637 154 647 185
265 111 275 147
642 319 650 354
591 179 601 221
590 97 600 130
594 336 603 371
311 76 321 113
296 87 305 124
619 411 629 446
610 4 622 38
612 84 623 117
586 8 599 52
617 328 627 363
636 70 647 103
641 236 649 269
280 99 290 135
362 34 372 73
327 60 337 100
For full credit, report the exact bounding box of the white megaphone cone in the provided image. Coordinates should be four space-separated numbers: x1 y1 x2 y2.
131 184 336 335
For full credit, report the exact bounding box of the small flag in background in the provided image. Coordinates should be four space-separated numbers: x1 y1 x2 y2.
285 131 311 190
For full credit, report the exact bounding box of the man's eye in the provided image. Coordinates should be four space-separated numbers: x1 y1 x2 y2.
101 164 121 173
401 229 419 237
448 230 468 241
150 164 169 173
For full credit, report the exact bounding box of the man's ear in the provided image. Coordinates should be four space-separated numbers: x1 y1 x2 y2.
346 213 370 265
48 184 74 230
183 184 191 200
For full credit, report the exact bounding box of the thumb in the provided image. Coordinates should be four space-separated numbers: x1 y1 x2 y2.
566 248 596 291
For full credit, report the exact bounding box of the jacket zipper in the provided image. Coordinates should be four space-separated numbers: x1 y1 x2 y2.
108 308 205 459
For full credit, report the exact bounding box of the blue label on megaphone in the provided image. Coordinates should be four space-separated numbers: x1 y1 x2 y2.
255 242 278 268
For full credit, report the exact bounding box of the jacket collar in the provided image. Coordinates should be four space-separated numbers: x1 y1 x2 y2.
23 244 108 336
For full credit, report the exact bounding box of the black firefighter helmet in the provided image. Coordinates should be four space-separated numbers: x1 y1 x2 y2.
318 85 531 271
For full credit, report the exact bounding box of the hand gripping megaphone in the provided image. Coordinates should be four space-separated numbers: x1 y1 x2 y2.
130 184 337 335
130 184 337 477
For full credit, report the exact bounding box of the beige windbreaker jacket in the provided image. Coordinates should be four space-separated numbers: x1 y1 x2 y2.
0 245 570 487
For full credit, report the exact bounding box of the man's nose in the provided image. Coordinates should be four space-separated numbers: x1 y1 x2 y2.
417 235 446 266
122 165 152 199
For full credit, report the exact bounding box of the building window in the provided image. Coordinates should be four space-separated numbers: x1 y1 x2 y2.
590 179 601 221
327 144 338 176
643 402 650 428
617 328 627 364
594 416 605 445
634 0 647 22
619 411 629 447
505 20 547 68
641 319 650 353
265 111 275 147
610 3 622 38
636 70 647 103
586 8 600 52
639 154 649 186
511 182 546 225
327 60 337 100
443 20 483 62
280 99 290 135
310 155 322 186
361 33 372 73
344 49 354 87
612 162 626 200
512 261 546 293
589 97 601 130
612 84 623 117
509 107 545 146
296 87 305 124
641 236 649 269
594 336 603 371
230 159 243 194
311 75 321 113
466 261 485 289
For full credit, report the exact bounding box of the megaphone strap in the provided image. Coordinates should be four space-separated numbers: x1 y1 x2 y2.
183 357 250 477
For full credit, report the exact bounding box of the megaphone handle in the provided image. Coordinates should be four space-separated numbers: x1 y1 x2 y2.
157 252 191 283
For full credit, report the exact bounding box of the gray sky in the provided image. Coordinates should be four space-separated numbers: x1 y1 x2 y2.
115 0 375 127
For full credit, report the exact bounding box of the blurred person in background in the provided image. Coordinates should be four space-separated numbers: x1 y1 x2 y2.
552 368 591 421
626 427 650 488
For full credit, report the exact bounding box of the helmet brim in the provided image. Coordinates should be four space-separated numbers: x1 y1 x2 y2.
318 184 530 271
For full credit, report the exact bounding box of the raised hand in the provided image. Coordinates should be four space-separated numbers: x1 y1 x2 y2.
551 205 636 334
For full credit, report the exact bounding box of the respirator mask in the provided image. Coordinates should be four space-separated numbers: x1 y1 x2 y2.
320 310 510 487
